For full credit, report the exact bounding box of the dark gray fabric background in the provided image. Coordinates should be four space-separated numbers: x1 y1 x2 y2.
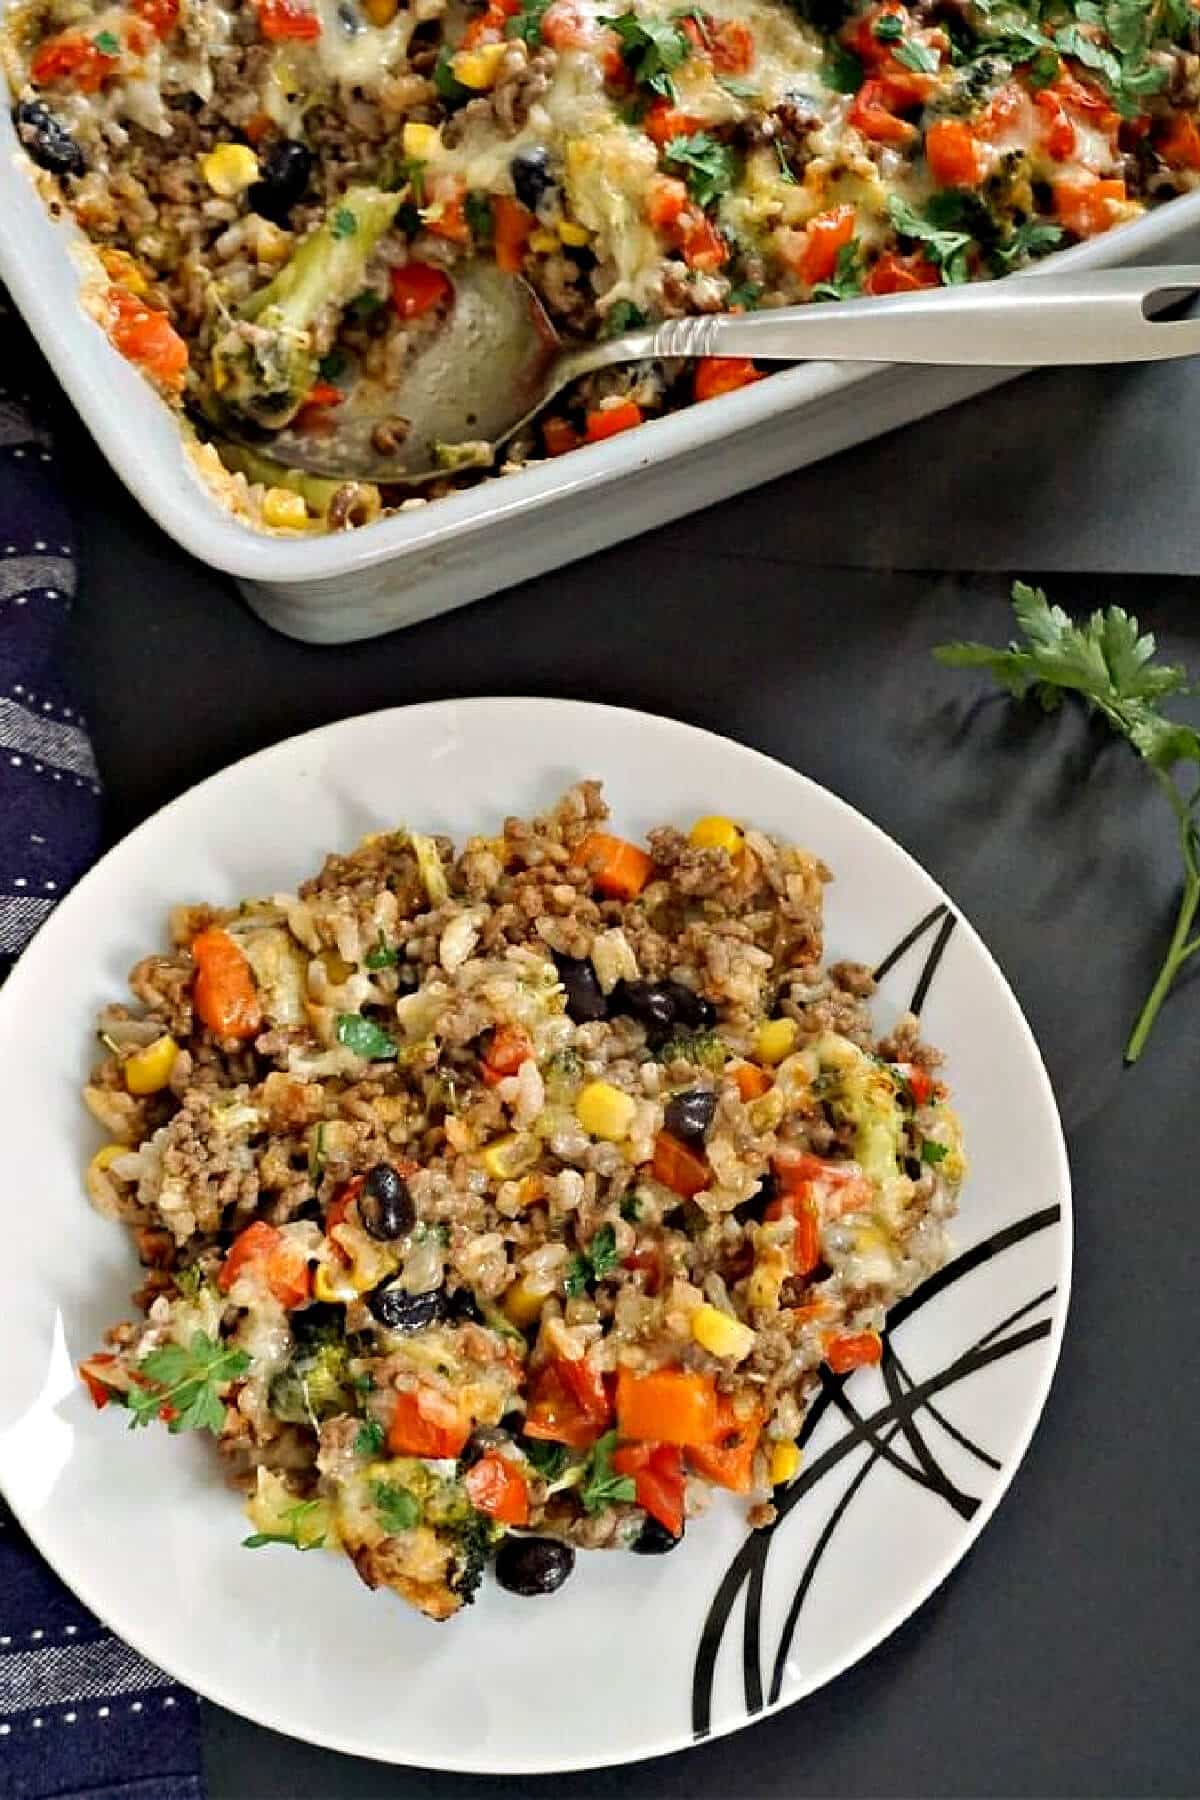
59 362 1200 1799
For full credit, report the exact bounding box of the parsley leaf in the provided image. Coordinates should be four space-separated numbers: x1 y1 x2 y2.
872 11 903 39
887 194 972 285
523 1438 569 1478
727 280 763 310
349 289 383 320
335 1013 398 1060
920 1138 949 1164
991 218 1065 271
355 1419 385 1457
580 1430 637 1512
371 1480 421 1534
892 34 940 71
465 190 494 240
619 1193 643 1221
602 299 649 337
242 1500 326 1552
564 1222 620 1295
935 582 1200 1061
505 0 552 43
433 46 471 101
364 934 399 969
93 29 120 53
128 1333 250 1435
602 10 689 97
821 43 864 90
812 239 863 302
330 207 357 240
664 131 737 207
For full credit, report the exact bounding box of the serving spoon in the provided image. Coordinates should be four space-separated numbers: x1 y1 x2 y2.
228 261 1200 487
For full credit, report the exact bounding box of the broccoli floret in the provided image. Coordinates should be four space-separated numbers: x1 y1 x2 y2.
655 1028 727 1072
450 1509 500 1607
209 187 401 430
269 1318 356 1425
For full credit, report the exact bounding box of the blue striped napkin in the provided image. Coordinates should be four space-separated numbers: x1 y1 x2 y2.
0 292 205 1800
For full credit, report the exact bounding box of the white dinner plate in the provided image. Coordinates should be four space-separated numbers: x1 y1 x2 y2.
0 699 1071 1773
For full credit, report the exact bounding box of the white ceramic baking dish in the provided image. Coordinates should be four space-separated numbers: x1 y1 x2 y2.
4 53 1200 643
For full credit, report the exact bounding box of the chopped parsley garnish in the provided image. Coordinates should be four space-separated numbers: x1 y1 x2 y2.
308 1121 326 1186
602 299 649 337
371 1480 421 1534
335 1013 398 1060
935 581 1200 1062
619 1193 643 1222
727 280 763 310
774 138 797 184
523 1438 569 1479
887 195 972 285
580 1430 637 1512
128 1333 250 1435
811 239 863 302
364 934 399 969
565 1222 619 1296
173 1264 205 1300
602 10 690 97
330 207 358 240
465 190 494 241
349 289 384 320
664 131 738 207
434 45 471 100
1026 46 1063 86
719 74 758 97
892 34 940 71
920 1138 949 1164
872 11 903 39
821 43 864 90
355 1418 385 1457
242 1499 327 1552
318 350 346 382
93 29 120 53
991 218 1065 271
505 0 552 44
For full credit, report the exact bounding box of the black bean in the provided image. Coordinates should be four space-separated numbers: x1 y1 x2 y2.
445 1286 483 1324
610 980 678 1039
733 1168 775 1226
662 980 716 1031
359 1162 415 1240
511 145 553 213
15 100 85 177
664 1087 717 1146
552 952 607 1023
247 139 313 225
494 1535 575 1596
367 1283 447 1332
631 1516 684 1555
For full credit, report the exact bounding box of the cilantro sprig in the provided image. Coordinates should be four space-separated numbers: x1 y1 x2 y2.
812 240 863 302
564 1222 619 1297
580 1430 637 1512
887 195 972 285
243 1499 326 1552
663 131 738 207
128 1332 250 1435
602 10 690 97
936 583 1200 1061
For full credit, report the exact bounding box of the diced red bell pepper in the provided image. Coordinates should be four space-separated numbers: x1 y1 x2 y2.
679 211 728 272
31 32 118 91
866 250 940 294
848 78 917 146
465 1450 530 1524
525 1354 611 1447
826 1329 883 1374
612 1440 686 1535
390 260 453 319
388 1387 471 1458
796 204 856 286
492 195 535 273
79 1354 119 1410
256 0 322 40
924 118 984 186
615 1365 719 1446
651 1131 710 1198
686 1394 762 1492
131 0 180 36
481 1023 534 1085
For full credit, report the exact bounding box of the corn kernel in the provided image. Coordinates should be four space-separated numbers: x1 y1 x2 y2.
529 228 559 255
691 1303 756 1362
770 1441 801 1486
363 0 398 21
557 219 590 246
452 41 507 88
99 247 149 296
755 1017 798 1066
690 815 744 855
314 1263 358 1304
575 1080 636 1142
402 121 442 160
89 1143 128 1178
200 143 260 198
503 1275 546 1330
482 1133 540 1180
124 1034 178 1095
262 487 309 530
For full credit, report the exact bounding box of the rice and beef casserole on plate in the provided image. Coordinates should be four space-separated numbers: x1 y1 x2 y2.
76 781 966 1620
4 0 1200 533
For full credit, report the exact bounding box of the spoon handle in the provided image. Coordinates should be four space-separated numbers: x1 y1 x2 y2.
615 265 1200 368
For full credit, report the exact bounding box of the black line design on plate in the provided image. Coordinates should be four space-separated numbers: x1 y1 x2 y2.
908 909 957 1016
872 905 948 985
691 1201 1062 1737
